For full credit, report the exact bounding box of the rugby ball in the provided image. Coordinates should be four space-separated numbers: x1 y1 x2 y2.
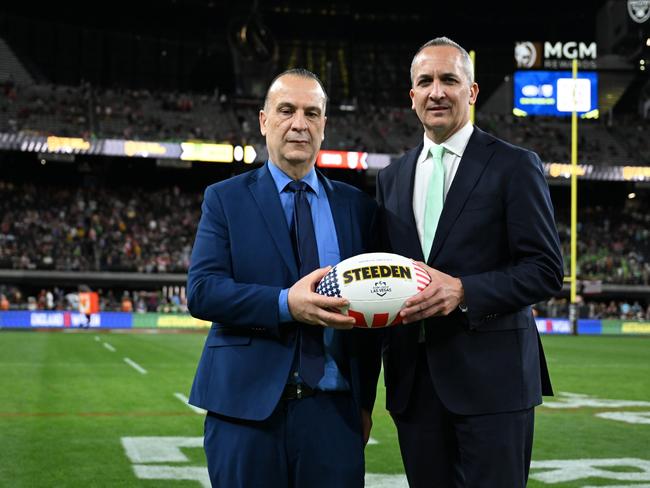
316 252 431 328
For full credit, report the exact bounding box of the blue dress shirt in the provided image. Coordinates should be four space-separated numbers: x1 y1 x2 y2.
267 161 349 391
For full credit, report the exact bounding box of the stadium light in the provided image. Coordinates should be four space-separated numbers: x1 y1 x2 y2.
647 38 650 46
628 192 636 199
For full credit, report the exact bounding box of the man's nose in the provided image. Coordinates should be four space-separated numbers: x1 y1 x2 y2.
428 80 444 100
290 111 308 130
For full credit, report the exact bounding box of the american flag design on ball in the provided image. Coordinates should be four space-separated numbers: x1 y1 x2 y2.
315 266 341 298
315 252 432 329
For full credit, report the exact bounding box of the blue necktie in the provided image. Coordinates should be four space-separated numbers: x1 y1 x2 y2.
286 180 324 388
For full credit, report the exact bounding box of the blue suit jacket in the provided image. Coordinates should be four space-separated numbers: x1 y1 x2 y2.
362 127 563 416
187 163 376 421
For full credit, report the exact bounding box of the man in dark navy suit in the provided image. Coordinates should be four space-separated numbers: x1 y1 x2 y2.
361 37 564 487
187 69 376 488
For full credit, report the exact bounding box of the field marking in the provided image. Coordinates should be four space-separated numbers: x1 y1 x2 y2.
122 436 405 487
174 393 206 415
133 465 210 488
103 342 116 352
530 458 650 483
122 437 203 463
582 483 650 488
542 392 650 409
94 336 101 342
596 411 650 425
131 466 408 488
367 436 379 445
582 485 650 488
365 474 408 487
123 358 147 374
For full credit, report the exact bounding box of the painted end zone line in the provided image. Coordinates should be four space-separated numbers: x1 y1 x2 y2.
174 393 206 415
124 357 147 374
103 342 116 352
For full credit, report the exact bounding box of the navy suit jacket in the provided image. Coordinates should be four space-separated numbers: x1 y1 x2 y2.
362 127 563 416
187 163 376 421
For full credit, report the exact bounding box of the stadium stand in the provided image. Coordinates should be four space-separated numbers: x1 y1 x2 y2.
0 179 199 273
0 3 648 318
2 82 648 162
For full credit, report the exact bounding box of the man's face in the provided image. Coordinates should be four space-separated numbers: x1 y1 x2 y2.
259 75 327 170
409 46 479 143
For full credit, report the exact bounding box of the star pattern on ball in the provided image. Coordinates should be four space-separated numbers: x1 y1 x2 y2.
316 267 341 297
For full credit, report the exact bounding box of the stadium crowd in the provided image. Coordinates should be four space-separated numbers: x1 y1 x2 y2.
0 284 188 313
2 282 648 320
1 79 648 318
555 204 650 286
2 83 648 162
0 179 199 273
535 296 650 321
1 179 649 284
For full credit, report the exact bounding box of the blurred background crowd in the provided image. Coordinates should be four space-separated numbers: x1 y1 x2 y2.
0 0 648 317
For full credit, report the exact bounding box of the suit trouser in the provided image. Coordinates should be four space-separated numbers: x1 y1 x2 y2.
392 344 534 488
203 391 364 488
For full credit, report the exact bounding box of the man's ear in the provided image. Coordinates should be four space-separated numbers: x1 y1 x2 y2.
259 110 267 136
469 82 479 106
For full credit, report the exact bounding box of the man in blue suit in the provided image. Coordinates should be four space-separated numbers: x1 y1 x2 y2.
361 37 564 487
187 69 376 488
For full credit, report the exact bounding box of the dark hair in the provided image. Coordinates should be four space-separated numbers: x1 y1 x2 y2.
410 36 474 85
263 68 328 111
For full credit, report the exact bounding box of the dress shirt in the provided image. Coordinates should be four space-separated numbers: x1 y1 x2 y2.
413 122 474 251
268 160 348 391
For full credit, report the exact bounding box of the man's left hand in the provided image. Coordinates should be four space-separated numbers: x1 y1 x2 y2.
400 262 464 323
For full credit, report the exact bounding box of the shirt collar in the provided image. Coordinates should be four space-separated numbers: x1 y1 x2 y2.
267 160 320 196
418 122 474 163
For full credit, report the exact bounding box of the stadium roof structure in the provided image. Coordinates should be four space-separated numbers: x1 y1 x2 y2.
0 0 610 44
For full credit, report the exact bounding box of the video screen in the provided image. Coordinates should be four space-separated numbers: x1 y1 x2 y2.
513 70 598 117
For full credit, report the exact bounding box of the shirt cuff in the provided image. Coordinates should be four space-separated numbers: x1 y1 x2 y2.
278 288 292 322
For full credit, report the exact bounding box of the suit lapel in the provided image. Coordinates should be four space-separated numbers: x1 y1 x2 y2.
248 163 299 278
428 128 494 263
397 144 425 262
321 173 353 260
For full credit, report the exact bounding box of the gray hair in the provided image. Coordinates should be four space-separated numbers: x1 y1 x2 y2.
263 68 328 112
410 37 474 85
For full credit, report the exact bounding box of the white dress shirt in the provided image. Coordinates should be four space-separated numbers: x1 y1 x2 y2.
413 122 475 252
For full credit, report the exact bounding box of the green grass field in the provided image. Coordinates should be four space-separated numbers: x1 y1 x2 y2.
0 331 648 487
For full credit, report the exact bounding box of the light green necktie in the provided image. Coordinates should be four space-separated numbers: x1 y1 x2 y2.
422 144 445 259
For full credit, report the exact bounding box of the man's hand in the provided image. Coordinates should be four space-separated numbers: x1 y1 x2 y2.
288 267 356 329
400 262 464 324
361 408 373 446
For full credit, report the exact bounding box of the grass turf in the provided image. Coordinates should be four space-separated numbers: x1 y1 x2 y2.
0 331 647 487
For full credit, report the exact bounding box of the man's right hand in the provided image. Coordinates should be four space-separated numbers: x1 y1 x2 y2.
288 267 356 329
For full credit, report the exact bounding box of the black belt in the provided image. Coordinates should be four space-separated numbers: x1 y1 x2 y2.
282 383 316 400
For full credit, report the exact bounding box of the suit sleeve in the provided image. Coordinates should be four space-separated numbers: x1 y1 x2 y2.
460 151 564 327
186 186 283 331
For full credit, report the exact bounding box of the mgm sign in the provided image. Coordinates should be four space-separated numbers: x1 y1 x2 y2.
515 41 597 70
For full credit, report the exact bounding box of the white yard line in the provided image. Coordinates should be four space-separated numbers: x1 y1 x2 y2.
174 393 206 415
103 342 116 352
124 357 147 374
94 336 101 342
